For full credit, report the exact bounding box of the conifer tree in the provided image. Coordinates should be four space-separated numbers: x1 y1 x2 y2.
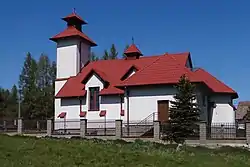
18 52 38 119
102 50 109 60
90 52 99 61
165 74 200 144
109 44 118 59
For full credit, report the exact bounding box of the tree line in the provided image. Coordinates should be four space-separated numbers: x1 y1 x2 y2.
0 44 129 120
0 53 56 120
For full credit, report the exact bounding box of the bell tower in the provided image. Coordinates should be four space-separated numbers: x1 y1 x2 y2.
50 11 97 79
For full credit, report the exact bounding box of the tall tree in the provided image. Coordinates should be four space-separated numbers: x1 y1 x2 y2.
164 75 200 144
90 52 99 61
5 85 19 118
37 54 51 89
122 44 130 58
109 44 118 59
18 52 38 119
102 50 109 60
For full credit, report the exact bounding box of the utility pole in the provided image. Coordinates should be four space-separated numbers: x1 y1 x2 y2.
18 89 21 118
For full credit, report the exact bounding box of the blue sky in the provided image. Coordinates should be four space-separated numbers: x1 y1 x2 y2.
0 0 249 104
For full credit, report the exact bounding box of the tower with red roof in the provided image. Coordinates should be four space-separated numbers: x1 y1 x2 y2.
50 11 96 80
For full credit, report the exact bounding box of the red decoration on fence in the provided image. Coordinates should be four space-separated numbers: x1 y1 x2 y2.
120 110 124 116
99 110 106 117
79 111 87 117
58 112 67 118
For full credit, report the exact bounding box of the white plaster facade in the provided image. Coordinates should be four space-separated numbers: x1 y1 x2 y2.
54 73 236 129
56 39 90 79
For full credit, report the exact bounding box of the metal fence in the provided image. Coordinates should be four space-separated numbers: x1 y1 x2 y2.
122 121 154 138
53 119 80 135
86 120 116 136
207 123 246 140
160 122 200 140
22 120 47 134
0 119 17 133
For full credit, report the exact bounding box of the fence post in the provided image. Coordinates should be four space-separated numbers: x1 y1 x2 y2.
115 120 122 139
154 121 160 141
47 119 53 136
199 121 207 145
17 118 23 134
36 121 40 131
3 120 7 132
80 119 87 138
246 121 250 145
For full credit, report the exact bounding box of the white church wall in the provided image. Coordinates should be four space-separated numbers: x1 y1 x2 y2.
56 39 79 79
126 86 176 122
210 95 235 124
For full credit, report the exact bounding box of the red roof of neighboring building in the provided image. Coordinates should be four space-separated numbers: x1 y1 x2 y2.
50 26 97 46
55 52 237 98
62 13 87 24
124 44 142 55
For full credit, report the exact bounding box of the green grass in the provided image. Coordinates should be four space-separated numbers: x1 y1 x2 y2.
0 135 250 167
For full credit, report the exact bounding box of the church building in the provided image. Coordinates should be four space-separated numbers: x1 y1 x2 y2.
51 12 238 129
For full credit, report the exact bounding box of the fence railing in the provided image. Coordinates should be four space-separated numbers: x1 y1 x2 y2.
22 120 47 133
122 121 154 138
53 119 80 135
86 120 116 136
0 119 17 132
160 122 200 140
207 123 246 140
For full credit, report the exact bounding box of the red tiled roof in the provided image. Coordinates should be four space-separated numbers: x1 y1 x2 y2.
124 44 142 55
99 86 124 95
117 54 197 87
50 26 97 46
62 13 87 24
55 52 237 98
56 76 86 98
193 68 237 97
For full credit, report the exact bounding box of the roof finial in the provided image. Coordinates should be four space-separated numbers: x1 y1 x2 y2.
132 37 134 44
73 8 76 14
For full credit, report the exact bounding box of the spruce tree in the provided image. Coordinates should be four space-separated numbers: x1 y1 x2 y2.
102 50 109 60
18 52 38 119
166 74 200 144
90 52 99 61
109 44 118 59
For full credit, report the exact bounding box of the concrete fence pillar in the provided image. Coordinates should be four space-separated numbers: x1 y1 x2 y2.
80 119 87 138
115 120 123 139
36 121 40 130
199 121 207 145
153 121 160 140
17 118 22 134
246 121 250 144
3 120 7 132
47 119 53 136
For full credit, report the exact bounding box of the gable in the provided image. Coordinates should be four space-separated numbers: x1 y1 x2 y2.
85 73 104 90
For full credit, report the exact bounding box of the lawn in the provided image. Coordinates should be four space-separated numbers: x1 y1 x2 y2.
0 135 249 167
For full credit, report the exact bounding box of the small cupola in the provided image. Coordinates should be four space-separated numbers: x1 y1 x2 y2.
124 41 143 60
62 10 87 32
